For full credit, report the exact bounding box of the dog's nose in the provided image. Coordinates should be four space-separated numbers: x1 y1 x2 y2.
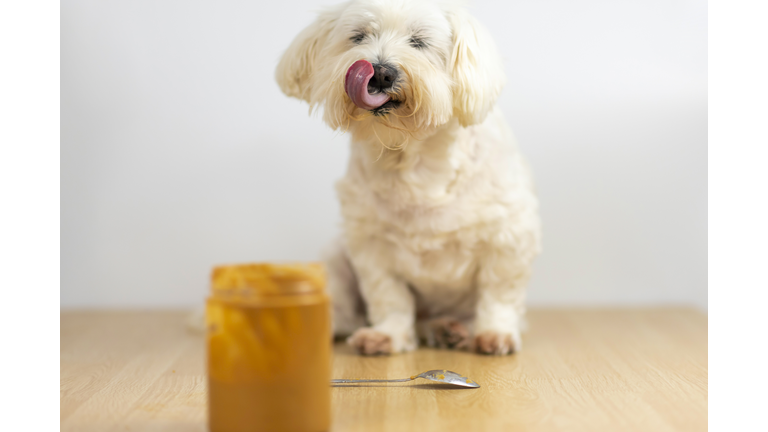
367 63 398 93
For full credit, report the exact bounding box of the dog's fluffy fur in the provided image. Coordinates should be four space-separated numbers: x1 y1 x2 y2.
276 0 541 355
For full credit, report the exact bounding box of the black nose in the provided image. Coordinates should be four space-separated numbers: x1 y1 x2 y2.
367 63 398 93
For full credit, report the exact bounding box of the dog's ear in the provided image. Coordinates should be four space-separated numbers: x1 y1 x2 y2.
447 9 506 127
275 7 341 102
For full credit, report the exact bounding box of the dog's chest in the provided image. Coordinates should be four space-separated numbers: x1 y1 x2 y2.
370 159 485 294
338 115 522 311
388 230 480 313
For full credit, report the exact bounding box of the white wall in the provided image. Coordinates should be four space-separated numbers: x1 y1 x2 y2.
61 0 707 309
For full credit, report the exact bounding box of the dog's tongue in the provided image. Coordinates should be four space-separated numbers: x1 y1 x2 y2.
345 60 390 110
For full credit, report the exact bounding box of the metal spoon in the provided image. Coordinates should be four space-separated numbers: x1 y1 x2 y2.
331 369 480 388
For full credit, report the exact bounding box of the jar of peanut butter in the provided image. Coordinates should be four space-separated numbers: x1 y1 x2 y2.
206 263 331 432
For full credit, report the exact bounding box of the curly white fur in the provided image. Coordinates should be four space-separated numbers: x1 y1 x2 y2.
276 0 541 355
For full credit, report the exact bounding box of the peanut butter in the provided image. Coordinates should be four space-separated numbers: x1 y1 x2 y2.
207 263 331 432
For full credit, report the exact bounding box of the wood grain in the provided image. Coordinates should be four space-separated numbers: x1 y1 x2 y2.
61 309 707 432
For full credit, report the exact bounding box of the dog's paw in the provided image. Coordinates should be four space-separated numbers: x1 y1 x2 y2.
429 318 471 350
473 331 519 355
347 327 393 355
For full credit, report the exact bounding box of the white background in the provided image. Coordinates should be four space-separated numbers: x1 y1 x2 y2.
61 0 707 309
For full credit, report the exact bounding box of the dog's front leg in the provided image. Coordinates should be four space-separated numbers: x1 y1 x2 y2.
346 261 417 355
473 249 530 355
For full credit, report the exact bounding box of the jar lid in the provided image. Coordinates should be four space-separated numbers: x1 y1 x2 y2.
211 263 325 299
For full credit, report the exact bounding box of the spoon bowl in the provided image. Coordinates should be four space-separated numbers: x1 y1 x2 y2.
416 370 480 388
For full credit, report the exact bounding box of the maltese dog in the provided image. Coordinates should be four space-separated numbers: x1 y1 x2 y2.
276 0 541 355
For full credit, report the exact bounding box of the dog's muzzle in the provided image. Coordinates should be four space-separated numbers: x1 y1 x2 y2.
345 60 394 111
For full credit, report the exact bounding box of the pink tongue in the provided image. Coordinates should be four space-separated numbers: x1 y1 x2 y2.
344 60 391 110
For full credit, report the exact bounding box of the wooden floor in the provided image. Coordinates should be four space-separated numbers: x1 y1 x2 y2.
61 309 707 432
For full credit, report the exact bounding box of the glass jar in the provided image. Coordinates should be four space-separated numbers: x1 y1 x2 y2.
206 263 331 432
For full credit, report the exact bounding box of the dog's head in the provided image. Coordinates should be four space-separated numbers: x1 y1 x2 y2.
275 0 505 140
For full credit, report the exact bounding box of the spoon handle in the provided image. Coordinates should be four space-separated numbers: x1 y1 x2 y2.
331 377 414 384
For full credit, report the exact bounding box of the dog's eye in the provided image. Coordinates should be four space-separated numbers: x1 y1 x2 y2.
409 35 427 49
350 32 366 44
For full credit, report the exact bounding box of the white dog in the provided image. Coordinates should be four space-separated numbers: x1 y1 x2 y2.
276 0 541 355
